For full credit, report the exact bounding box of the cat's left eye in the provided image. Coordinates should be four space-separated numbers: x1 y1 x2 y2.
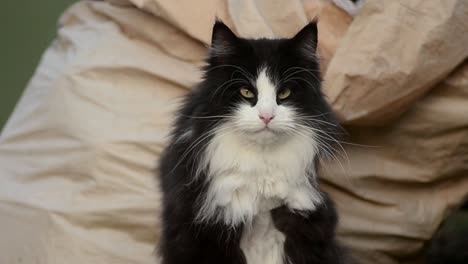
240 88 255 99
277 88 291 100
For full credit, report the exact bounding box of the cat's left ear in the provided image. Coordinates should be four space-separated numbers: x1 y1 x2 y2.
291 21 318 57
210 20 239 57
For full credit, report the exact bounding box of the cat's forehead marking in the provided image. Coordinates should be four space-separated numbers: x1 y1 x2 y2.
255 67 277 111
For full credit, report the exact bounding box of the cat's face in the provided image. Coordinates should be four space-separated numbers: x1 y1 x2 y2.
193 22 338 150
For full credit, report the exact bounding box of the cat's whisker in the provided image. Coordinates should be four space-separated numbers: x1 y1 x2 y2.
286 126 351 185
204 64 254 80
296 116 339 127
231 70 256 87
285 123 349 167
282 66 322 77
278 119 379 148
180 114 235 120
210 79 248 101
293 123 349 161
284 76 321 90
294 112 334 119
191 125 245 173
279 67 322 85
289 127 338 158
169 121 232 177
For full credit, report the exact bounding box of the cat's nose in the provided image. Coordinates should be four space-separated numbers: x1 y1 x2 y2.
259 114 274 125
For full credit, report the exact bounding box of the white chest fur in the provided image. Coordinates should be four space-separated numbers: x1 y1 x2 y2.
240 212 286 264
197 127 322 219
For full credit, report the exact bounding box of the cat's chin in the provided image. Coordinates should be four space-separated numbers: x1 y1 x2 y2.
242 127 288 145
253 126 276 134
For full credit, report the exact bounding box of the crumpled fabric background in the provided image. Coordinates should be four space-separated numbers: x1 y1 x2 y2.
0 1 467 264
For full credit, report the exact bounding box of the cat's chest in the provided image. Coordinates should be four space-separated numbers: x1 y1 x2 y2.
198 131 321 225
214 150 297 204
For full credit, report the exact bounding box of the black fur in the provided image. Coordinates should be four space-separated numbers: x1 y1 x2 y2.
158 21 351 264
271 194 353 264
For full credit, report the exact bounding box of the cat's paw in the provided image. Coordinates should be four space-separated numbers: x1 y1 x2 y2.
260 178 289 200
285 186 322 211
270 206 302 233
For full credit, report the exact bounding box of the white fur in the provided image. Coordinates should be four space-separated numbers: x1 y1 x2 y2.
197 126 322 224
255 69 277 119
240 212 286 264
197 68 322 263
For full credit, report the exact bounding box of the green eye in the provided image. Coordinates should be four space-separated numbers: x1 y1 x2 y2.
278 88 291 100
240 88 255 98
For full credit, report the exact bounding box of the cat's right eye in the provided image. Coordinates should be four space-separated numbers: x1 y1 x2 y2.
240 88 255 99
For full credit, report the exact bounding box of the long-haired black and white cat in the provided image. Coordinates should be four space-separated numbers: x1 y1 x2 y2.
159 21 352 264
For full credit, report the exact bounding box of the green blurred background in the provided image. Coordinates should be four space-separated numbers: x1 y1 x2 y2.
0 1 74 131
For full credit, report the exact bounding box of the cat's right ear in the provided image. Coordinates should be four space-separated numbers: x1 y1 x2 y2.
210 21 238 57
291 21 318 58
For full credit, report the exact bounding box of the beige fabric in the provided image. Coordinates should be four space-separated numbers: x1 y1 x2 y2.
0 1 467 264
326 0 468 125
322 61 468 264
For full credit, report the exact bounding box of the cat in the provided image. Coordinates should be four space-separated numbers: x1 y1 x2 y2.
158 21 352 264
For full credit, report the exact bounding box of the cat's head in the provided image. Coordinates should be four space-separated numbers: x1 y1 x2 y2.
192 21 339 152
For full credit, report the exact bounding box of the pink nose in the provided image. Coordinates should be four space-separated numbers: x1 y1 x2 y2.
259 114 274 125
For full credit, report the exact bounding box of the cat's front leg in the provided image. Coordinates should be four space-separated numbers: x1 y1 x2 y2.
271 193 349 264
284 183 324 212
285 185 322 212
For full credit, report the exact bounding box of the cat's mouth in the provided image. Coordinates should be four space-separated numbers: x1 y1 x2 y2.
254 126 279 135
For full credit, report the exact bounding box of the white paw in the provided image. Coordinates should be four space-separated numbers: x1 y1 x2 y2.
260 178 288 200
285 187 322 211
